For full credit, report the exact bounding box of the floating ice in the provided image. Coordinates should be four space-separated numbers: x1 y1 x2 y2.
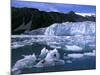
84 50 96 56
11 42 25 49
49 45 61 49
35 48 65 67
34 59 55 68
68 53 84 58
65 45 83 51
45 48 60 61
38 47 49 60
55 59 65 65
66 60 72 63
12 53 36 74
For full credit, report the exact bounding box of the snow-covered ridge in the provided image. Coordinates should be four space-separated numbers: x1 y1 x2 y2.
76 13 95 17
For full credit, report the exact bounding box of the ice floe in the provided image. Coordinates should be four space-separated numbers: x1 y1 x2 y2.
65 45 83 51
68 53 84 58
84 50 96 56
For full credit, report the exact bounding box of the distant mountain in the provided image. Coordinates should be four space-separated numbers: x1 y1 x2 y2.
11 7 96 35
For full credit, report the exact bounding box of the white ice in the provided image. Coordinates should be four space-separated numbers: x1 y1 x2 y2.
84 50 96 56
12 53 36 74
68 53 84 58
38 47 49 60
65 45 83 51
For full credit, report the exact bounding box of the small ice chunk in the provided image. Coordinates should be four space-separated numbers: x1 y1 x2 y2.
66 60 72 63
68 53 84 58
50 45 61 49
65 45 82 51
12 42 24 49
84 50 96 56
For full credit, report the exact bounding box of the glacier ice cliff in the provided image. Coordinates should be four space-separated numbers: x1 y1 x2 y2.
45 21 95 36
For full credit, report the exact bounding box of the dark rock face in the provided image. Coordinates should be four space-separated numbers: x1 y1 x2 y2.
11 7 96 35
24 28 46 35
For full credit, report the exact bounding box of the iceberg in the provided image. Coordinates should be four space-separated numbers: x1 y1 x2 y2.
45 48 60 61
38 47 49 60
35 48 65 68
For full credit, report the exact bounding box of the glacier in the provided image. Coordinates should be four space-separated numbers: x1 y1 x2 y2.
45 21 95 36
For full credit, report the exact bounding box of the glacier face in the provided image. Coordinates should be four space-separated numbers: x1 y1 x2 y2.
45 21 95 36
